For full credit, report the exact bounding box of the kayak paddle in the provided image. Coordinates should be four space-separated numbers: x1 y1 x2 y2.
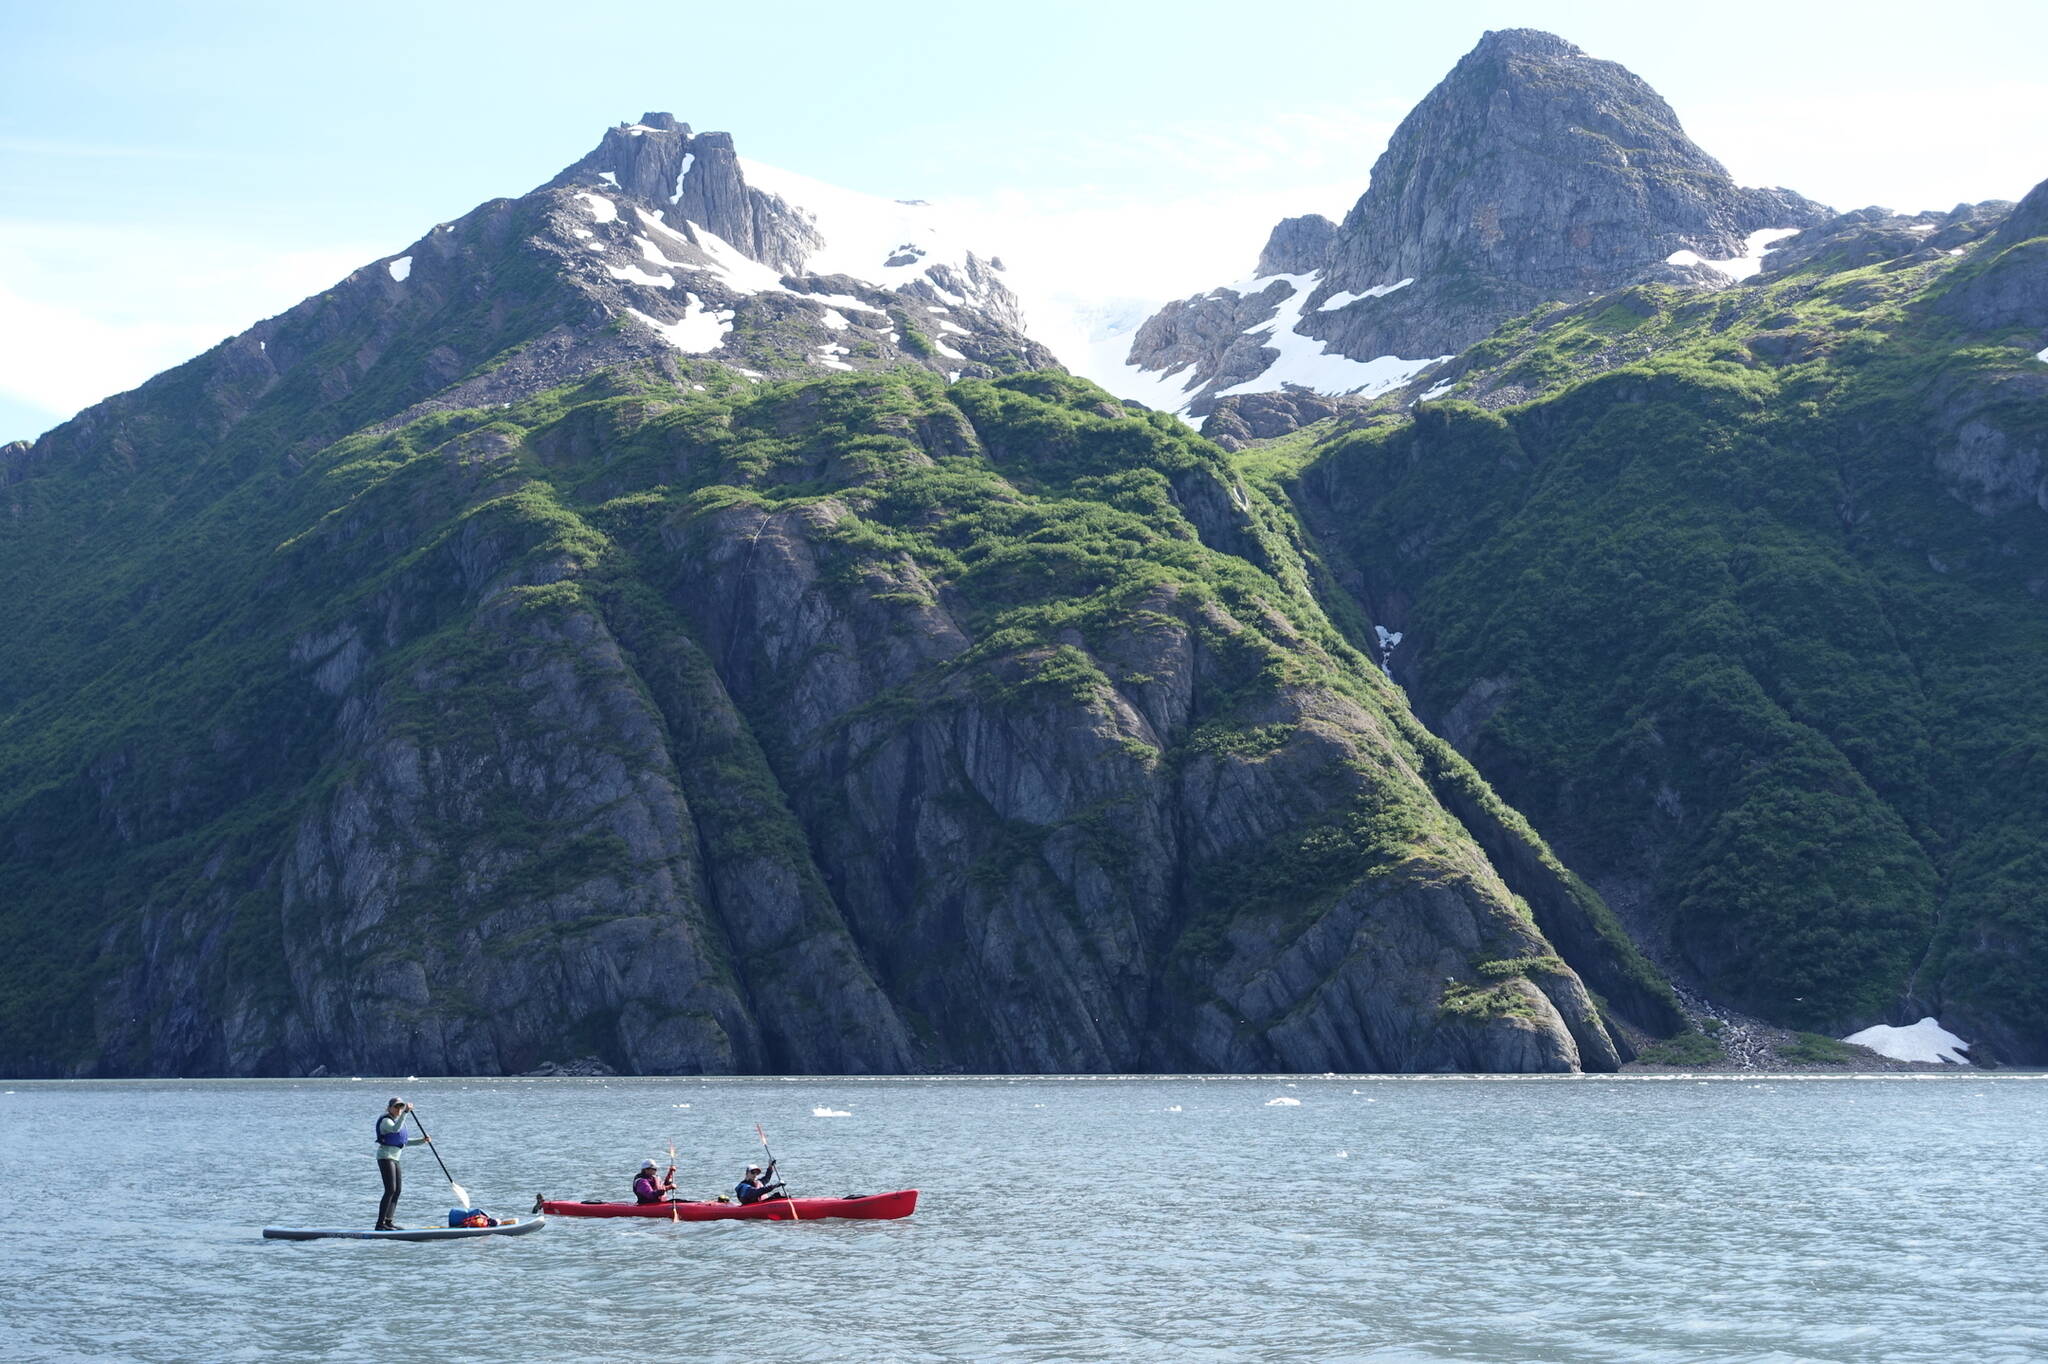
405 1106 471 1209
756 1123 797 1220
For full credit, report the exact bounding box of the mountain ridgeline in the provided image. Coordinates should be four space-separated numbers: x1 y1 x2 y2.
1122 28 1832 435
3 30 2045 1076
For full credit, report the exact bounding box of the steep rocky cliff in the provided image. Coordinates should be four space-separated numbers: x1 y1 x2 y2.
1260 175 2048 1060
0 110 1680 1075
1116 29 1831 426
0 359 1675 1076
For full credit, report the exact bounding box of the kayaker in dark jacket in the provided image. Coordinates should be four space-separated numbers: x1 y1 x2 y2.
374 1097 430 1231
633 1158 677 1204
735 1162 785 1205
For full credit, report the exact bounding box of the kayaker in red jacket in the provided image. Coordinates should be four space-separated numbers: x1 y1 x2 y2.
633 1158 677 1204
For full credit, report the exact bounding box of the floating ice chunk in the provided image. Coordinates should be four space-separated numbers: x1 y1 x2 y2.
387 255 412 282
1665 228 1799 282
1335 1150 1348 1158
598 171 619 187
627 297 732 353
577 193 618 224
1265 1097 1302 1107
1319 278 1414 310
811 1106 852 1117
1165 1105 1183 1112
672 1103 690 1108
1842 1017 1971 1065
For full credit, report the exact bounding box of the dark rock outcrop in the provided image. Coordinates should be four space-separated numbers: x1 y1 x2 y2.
1122 29 1833 431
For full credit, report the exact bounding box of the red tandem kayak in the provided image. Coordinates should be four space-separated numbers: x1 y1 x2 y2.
536 1190 917 1221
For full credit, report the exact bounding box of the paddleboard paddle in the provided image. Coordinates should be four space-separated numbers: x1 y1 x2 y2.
405 1105 470 1209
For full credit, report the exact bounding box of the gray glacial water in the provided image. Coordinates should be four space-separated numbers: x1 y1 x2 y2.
1 1073 2040 1362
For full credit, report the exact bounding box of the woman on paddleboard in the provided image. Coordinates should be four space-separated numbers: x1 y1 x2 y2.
374 1097 431 1230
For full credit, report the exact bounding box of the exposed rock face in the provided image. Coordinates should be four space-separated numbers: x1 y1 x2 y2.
1119 29 1832 429
532 114 1053 386
0 332 1673 1077
1933 178 2048 335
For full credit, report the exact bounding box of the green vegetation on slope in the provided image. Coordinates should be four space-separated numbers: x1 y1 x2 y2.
1273 229 2048 1050
0 336 1665 1071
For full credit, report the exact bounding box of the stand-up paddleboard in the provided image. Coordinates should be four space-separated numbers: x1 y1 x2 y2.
263 1215 545 1242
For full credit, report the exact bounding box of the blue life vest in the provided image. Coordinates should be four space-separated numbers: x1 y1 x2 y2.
376 1117 409 1147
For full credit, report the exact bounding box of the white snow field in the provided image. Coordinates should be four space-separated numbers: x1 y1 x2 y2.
1841 1017 1972 1065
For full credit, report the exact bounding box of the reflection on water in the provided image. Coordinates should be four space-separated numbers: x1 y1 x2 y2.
2 1073 2042 1362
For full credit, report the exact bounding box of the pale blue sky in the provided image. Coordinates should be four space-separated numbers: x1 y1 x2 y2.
4 0 2045 441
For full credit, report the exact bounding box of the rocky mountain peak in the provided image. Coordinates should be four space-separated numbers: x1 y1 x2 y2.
1114 30 1833 434
516 114 1049 388
1466 26 1582 59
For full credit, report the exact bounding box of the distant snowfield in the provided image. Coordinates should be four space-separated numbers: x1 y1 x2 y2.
739 157 984 292
627 296 731 353
1665 227 1801 282
1217 271 1449 403
1841 1017 1972 1065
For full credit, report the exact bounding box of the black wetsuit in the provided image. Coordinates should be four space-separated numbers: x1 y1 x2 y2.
378 1159 402 1228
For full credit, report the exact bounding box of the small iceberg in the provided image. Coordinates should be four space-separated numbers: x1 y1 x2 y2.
1266 1097 1302 1107
1841 1017 1971 1065
811 1107 851 1118
1165 1105 1183 1112
1335 1150 1349 1159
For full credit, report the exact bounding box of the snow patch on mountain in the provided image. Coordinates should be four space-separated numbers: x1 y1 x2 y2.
607 261 675 289
627 298 731 353
577 193 619 225
1056 297 1202 417
387 256 412 283
1320 278 1413 310
1841 1017 1971 1065
1665 228 1801 282
1217 273 1449 401
738 156 994 305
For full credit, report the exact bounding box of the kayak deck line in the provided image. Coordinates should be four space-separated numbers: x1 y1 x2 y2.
535 1190 917 1221
262 1216 547 1242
